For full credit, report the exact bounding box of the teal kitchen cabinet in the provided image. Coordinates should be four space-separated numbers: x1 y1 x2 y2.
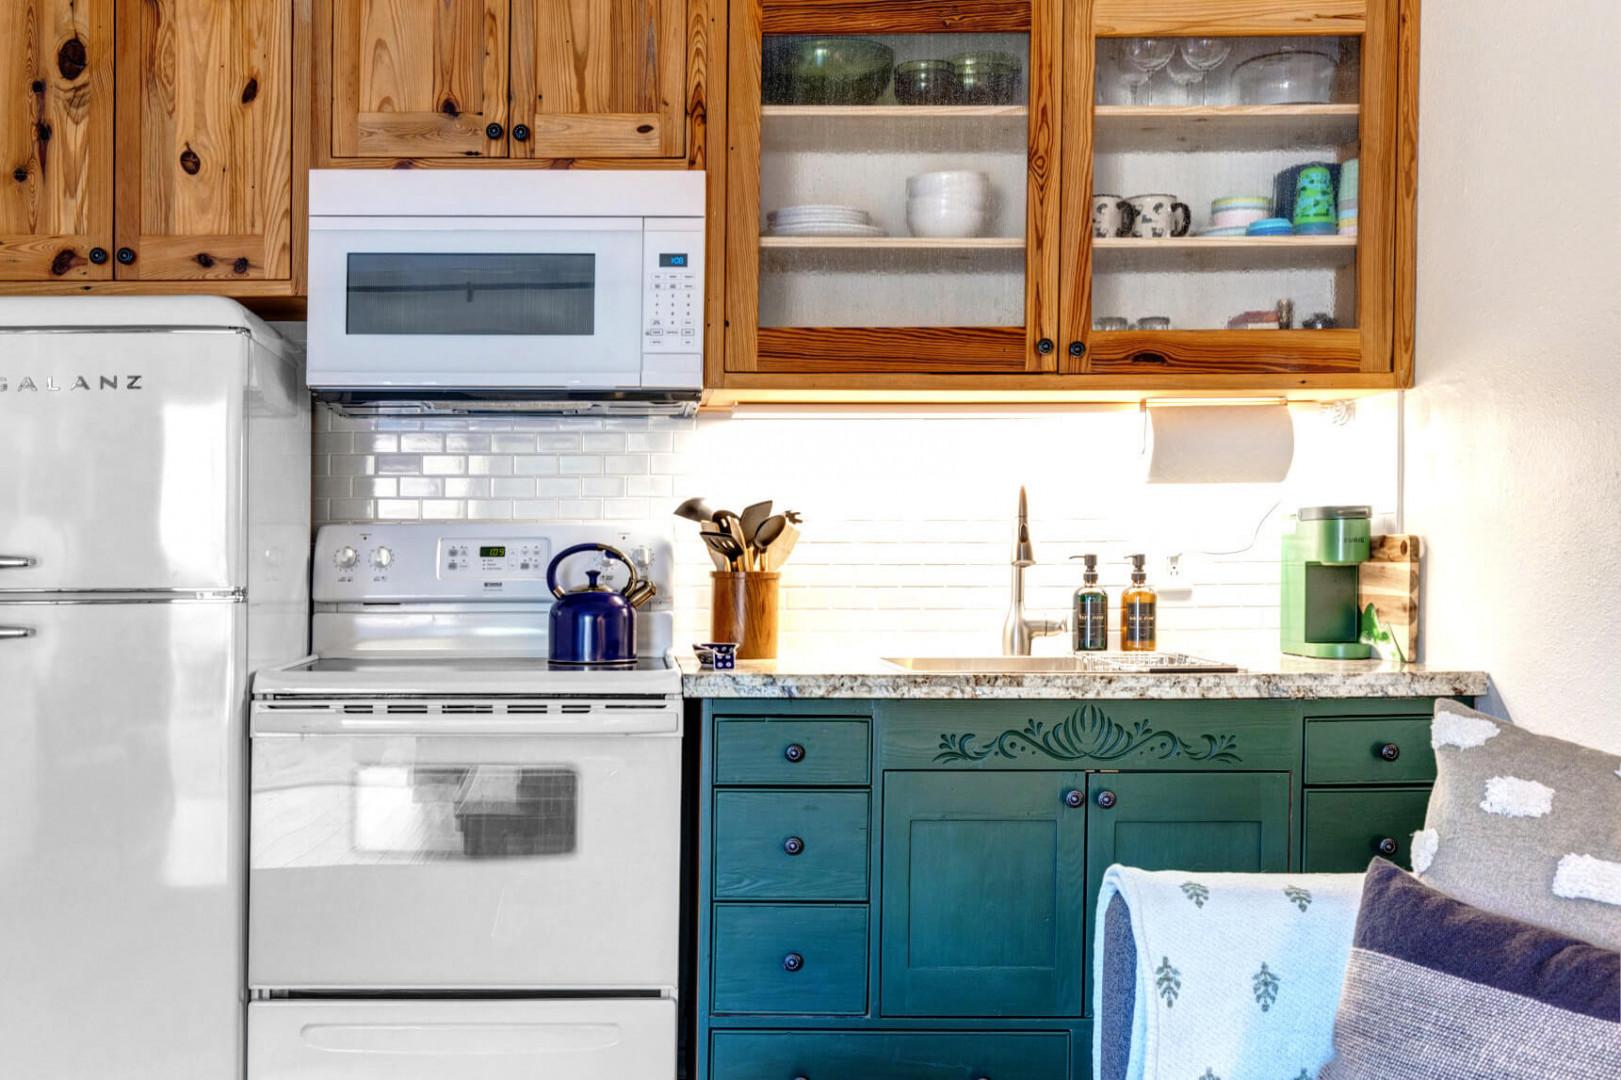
881 771 1087 1018
696 697 1444 1080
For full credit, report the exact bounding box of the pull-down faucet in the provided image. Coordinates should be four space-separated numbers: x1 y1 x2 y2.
1002 487 1065 656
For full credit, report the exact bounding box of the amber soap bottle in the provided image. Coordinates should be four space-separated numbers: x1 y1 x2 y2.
1121 553 1157 652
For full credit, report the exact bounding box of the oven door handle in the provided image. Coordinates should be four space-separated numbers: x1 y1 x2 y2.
250 706 680 738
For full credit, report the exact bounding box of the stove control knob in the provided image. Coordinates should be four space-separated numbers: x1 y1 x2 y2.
334 546 358 569
371 546 395 569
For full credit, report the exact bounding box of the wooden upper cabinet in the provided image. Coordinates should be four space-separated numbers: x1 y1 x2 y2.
331 0 510 159
509 0 687 158
0 0 113 281
115 0 294 281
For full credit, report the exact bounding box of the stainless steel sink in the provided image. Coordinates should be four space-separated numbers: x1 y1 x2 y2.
884 653 1241 674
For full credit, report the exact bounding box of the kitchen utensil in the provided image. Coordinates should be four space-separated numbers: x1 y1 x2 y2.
1235 49 1338 105
768 222 888 237
1127 194 1191 238
739 501 773 544
1120 38 1175 104
701 529 743 571
1092 194 1137 238
1179 37 1232 105
674 497 715 523
779 37 894 105
765 523 800 572
906 196 987 238
784 510 804 525
752 514 787 554
949 51 1022 104
906 170 990 199
546 543 640 664
894 59 960 105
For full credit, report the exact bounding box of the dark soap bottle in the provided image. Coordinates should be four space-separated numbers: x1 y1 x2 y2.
1072 554 1109 652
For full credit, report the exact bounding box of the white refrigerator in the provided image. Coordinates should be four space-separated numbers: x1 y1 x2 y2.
0 298 309 1079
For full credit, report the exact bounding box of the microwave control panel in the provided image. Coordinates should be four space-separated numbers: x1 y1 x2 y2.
642 219 704 358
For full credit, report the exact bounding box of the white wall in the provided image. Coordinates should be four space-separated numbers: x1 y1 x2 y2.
1404 0 1621 751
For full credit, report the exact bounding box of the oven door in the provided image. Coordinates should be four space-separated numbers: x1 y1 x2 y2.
307 216 644 390
248 704 679 991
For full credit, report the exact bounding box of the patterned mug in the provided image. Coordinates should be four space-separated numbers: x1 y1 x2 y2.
1127 194 1192 239
1092 194 1137 238
1292 165 1337 227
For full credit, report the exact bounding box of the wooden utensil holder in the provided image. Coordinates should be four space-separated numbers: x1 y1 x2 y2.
711 572 780 659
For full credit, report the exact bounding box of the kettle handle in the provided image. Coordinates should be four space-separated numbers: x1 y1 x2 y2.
546 543 640 600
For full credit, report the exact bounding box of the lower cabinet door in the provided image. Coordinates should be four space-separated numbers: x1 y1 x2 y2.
881 771 1088 1018
710 1031 1070 1080
1303 787 1432 872
711 904 869 1015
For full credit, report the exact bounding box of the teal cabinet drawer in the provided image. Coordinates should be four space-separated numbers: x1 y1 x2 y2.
710 1030 1070 1080
711 905 868 1015
714 791 869 901
715 719 871 786
1305 717 1436 785
1303 788 1433 872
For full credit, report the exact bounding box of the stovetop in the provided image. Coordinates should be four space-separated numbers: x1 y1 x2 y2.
254 652 681 699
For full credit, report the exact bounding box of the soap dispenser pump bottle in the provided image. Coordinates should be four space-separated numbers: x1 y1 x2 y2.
1121 554 1157 652
1071 554 1109 652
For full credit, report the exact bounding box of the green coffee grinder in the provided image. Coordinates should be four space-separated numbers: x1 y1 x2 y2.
1281 506 1372 660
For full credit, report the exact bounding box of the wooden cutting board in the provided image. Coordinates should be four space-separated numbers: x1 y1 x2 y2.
1360 535 1421 661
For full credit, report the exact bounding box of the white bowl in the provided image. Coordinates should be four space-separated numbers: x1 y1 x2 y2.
906 199 987 238
907 170 991 198
907 192 989 212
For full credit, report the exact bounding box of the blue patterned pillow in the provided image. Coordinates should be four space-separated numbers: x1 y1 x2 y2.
1320 859 1620 1079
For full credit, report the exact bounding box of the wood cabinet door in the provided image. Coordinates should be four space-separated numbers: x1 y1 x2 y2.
331 0 509 159
881 770 1087 1018
510 0 686 158
115 0 293 281
0 0 113 281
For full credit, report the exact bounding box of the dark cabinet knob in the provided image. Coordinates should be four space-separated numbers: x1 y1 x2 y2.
1036 337 1055 355
115 247 136 265
485 122 505 140
794 1075 809 1080
511 123 531 141
88 247 108 265
781 952 804 972
1063 789 1084 809
783 836 805 856
1377 742 1401 762
1375 836 1399 857
1095 789 1118 810
1068 340 1086 358
783 743 806 763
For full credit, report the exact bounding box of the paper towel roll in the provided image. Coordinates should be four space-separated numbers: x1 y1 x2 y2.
1144 404 1295 483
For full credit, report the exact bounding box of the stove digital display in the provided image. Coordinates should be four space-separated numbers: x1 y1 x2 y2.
480 546 507 558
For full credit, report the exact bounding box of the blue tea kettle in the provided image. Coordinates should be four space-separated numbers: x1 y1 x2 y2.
547 543 642 665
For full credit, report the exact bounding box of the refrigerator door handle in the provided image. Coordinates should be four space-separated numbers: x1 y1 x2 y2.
0 555 37 569
0 626 35 639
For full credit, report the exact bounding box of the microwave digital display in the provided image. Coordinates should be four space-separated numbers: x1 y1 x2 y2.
658 253 689 268
345 253 596 336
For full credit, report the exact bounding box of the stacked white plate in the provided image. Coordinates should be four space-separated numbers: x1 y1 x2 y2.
767 204 886 237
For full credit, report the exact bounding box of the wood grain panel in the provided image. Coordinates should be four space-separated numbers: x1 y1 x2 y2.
1056 0 1092 371
722 0 763 371
1356 0 1396 372
1022 0 1059 370
0 0 113 280
1361 533 1420 661
115 0 294 281
511 0 685 157
1085 330 1362 374
761 0 1029 34
758 327 1027 373
332 0 507 158
1092 0 1364 35
1392 0 1419 386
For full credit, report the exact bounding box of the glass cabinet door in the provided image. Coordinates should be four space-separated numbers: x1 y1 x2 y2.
725 1 1060 376
1063 0 1397 377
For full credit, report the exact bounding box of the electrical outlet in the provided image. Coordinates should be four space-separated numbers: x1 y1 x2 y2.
1163 553 1184 580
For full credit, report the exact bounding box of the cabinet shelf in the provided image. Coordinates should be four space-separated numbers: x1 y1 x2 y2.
762 105 1028 120
761 236 1025 250
1094 104 1360 153
1094 234 1356 270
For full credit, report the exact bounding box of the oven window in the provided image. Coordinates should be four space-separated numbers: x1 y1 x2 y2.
353 765 579 859
345 253 596 336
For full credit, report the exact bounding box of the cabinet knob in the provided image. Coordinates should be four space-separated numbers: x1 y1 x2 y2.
783 743 806 763
1095 789 1118 810
115 247 136 265
1068 340 1086 358
783 836 805 856
1036 337 1055 355
1374 836 1399 857
512 123 531 142
485 122 505 140
88 247 108 265
781 952 804 972
1063 789 1084 809
1377 742 1401 762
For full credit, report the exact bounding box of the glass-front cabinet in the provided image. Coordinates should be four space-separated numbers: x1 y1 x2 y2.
716 0 1416 394
724 0 1063 378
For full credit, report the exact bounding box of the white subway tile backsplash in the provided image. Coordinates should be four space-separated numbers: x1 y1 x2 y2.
490 477 536 498
375 454 420 475
399 477 445 498
514 456 561 476
420 499 467 519
421 456 467 476
444 477 492 499
535 477 581 498
445 434 492 454
375 499 419 519
580 477 625 498
398 433 445 453
331 455 377 477
580 433 625 453
492 434 538 454
467 455 515 476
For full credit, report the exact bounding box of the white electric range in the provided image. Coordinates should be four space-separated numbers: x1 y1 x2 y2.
247 523 681 1080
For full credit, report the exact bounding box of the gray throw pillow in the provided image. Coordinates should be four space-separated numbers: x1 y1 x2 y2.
1413 699 1621 950
1320 858 1620 1080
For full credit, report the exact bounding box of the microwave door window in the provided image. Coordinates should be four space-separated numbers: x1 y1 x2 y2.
345 253 597 336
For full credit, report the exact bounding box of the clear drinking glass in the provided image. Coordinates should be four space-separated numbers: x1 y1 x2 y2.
1121 39 1176 105
1180 38 1233 106
1164 52 1204 106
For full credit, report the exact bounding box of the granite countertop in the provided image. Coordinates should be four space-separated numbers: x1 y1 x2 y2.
679 654 1488 700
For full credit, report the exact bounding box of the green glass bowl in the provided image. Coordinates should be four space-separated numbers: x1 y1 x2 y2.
780 38 895 105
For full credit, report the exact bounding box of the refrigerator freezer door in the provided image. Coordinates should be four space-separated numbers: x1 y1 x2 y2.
0 599 246 1080
248 998 675 1080
0 329 249 591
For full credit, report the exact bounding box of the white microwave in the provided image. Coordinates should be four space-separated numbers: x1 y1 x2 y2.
308 170 704 411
